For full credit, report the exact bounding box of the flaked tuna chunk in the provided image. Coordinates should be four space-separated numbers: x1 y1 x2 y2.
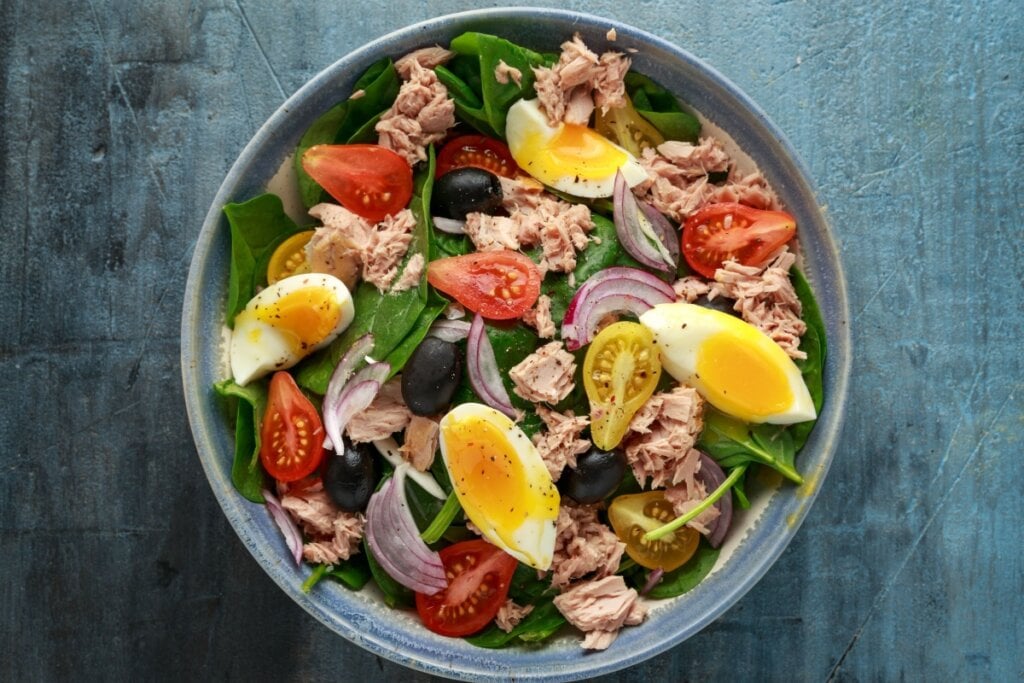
531 406 591 481
537 203 592 273
672 275 711 303
552 575 646 650
549 502 625 590
494 599 534 632
709 170 779 210
509 342 577 404
624 386 705 489
279 481 365 565
532 34 631 126
708 247 806 359
394 46 455 79
499 175 547 212
521 294 556 339
390 252 424 293
592 51 630 112
493 59 523 86
656 138 731 177
345 379 412 443
362 209 417 291
376 61 455 165
463 214 523 252
664 476 721 536
400 415 439 472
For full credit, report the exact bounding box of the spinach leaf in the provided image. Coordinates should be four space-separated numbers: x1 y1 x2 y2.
223 193 305 325
642 543 720 599
213 379 268 503
507 563 556 605
790 267 827 449
464 600 566 648
295 148 436 394
450 322 540 415
435 65 496 138
404 474 447 533
381 291 449 379
541 214 628 324
326 554 373 591
625 72 701 143
294 58 401 207
698 408 802 484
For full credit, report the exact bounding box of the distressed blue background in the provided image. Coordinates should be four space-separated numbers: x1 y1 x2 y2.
1 1 1021 681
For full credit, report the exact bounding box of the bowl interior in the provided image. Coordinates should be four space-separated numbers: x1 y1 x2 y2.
181 8 850 681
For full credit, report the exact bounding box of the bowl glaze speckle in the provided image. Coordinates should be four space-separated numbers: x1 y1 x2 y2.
182 8 851 680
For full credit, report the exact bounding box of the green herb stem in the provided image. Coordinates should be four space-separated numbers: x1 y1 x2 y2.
420 491 462 544
643 464 748 542
301 564 329 594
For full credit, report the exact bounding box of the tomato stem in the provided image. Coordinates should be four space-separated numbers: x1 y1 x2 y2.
420 490 463 544
643 464 748 543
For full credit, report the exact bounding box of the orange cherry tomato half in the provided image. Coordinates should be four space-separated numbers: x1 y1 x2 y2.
266 230 315 285
608 491 700 572
436 135 520 178
259 371 326 483
427 251 541 320
415 539 519 637
301 144 413 223
681 202 797 278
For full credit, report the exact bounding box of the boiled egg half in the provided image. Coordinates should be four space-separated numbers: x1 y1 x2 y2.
230 273 354 385
439 403 559 570
639 303 816 424
505 98 647 198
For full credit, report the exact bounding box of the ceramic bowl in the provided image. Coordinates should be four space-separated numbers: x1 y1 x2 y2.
182 8 851 680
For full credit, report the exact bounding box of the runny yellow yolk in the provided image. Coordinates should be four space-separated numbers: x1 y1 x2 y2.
442 416 558 547
695 332 794 421
522 123 627 181
252 286 341 352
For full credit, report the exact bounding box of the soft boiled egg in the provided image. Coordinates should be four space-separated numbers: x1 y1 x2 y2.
505 98 647 198
439 403 559 570
639 303 816 424
230 273 354 385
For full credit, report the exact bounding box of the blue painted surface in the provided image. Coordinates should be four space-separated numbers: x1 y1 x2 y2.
0 1 1021 681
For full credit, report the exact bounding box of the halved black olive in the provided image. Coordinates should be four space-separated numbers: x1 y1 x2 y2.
560 447 628 504
432 167 503 220
324 439 377 512
401 337 462 416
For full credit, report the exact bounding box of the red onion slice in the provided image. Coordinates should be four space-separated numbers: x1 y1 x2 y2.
324 334 375 412
262 488 304 567
426 319 472 343
365 466 447 594
697 453 733 548
613 171 676 272
466 313 518 419
639 201 680 267
561 268 675 350
433 216 467 234
640 568 665 596
322 362 391 452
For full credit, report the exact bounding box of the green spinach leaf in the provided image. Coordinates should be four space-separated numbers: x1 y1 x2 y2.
213 379 268 503
625 72 701 143
642 543 720 599
464 599 566 648
698 408 803 484
541 214 629 323
327 555 373 591
790 267 827 449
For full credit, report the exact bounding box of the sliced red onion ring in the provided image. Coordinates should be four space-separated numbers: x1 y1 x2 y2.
426 318 472 343
433 216 467 234
697 453 733 548
466 313 518 419
640 568 665 596
372 438 447 500
262 488 303 567
560 268 675 350
365 466 447 594
322 362 391 453
613 171 677 272
639 201 680 267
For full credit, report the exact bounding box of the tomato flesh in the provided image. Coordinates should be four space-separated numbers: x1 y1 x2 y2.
608 491 700 571
427 251 541 320
416 539 518 637
583 322 661 450
436 135 519 178
301 144 413 223
594 94 664 157
682 202 797 278
259 372 326 483
266 230 314 285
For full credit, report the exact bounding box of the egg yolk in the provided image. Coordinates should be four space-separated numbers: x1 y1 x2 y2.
521 123 627 182
252 286 341 352
695 332 794 421
442 416 558 547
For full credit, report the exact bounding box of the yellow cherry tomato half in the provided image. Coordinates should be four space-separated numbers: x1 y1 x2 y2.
594 94 665 157
267 230 315 285
583 321 661 450
608 491 699 571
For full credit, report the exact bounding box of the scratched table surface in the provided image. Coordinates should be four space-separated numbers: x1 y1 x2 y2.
1 1 1021 681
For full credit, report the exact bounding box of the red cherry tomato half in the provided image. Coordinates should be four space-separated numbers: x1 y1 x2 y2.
436 135 520 178
415 539 519 637
427 251 541 320
259 372 326 483
301 144 413 223
681 202 797 278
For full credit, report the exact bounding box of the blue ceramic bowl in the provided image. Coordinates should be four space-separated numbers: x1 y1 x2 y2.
182 8 850 680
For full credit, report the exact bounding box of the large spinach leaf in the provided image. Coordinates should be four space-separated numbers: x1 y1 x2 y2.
223 193 305 325
294 58 401 208
698 408 802 484
641 543 720 599
213 379 268 503
464 599 566 648
790 267 827 449
382 290 449 379
326 555 373 591
625 72 701 143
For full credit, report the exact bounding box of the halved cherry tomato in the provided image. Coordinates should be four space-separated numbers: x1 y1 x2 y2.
427 251 541 320
259 372 326 482
415 539 519 637
608 491 700 571
301 144 413 223
436 135 520 178
266 230 314 284
583 322 661 450
682 202 797 278
594 94 664 157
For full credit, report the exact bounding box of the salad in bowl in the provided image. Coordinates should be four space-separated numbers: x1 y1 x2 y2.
183 9 848 680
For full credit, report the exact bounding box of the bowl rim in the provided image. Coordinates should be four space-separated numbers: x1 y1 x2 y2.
182 7 851 680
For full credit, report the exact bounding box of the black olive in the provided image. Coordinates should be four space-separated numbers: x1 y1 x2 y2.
323 439 377 512
560 447 628 504
401 337 463 416
432 167 503 220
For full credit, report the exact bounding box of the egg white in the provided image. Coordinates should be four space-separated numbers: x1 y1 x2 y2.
639 303 816 424
505 98 648 198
